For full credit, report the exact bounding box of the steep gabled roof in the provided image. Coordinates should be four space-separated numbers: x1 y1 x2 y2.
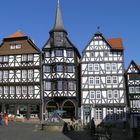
126 60 140 73
107 38 123 50
5 31 25 39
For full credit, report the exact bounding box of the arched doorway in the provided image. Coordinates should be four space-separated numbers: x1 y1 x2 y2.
62 100 75 119
46 101 58 117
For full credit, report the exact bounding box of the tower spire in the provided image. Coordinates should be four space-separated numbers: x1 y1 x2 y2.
53 0 64 31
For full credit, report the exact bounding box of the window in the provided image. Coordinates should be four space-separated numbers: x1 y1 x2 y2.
67 50 73 57
94 64 99 71
67 66 74 73
10 44 15 49
10 44 21 49
107 90 112 99
56 65 63 72
45 52 50 57
104 51 108 57
96 91 101 99
112 63 117 71
28 54 33 61
4 86 8 94
114 90 119 99
45 82 51 90
3 71 8 79
116 108 123 120
22 55 27 62
3 56 8 62
95 77 100 85
57 81 63 90
56 50 63 57
90 91 95 99
22 86 27 94
106 63 111 71
16 44 21 49
16 86 21 95
90 52 94 58
0 87 3 95
88 64 93 71
45 66 51 72
106 108 113 120
112 76 118 84
22 70 27 79
89 77 94 85
10 86 15 95
135 87 140 93
68 81 75 90
95 108 102 120
106 76 111 84
129 87 135 93
28 70 33 79
28 86 33 94
0 56 2 62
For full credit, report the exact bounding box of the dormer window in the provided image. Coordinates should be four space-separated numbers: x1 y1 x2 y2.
10 44 21 49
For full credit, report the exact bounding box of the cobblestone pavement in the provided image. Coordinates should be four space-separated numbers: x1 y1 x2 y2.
0 122 140 140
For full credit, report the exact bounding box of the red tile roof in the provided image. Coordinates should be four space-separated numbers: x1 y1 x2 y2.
5 31 25 39
107 38 123 50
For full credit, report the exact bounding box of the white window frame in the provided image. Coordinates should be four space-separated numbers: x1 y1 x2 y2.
0 86 3 95
106 76 111 84
22 55 27 62
90 52 94 58
95 77 100 85
114 90 119 99
22 70 27 79
3 71 8 79
107 90 112 99
95 108 102 120
89 77 94 85
90 91 95 99
129 87 135 93
22 86 27 95
112 63 117 71
4 86 9 95
96 91 101 99
16 86 21 95
106 63 111 71
28 54 34 61
45 82 51 90
88 64 93 71
10 86 15 95
28 86 33 95
112 76 118 84
135 87 140 93
94 64 99 71
28 70 33 79
3 56 8 62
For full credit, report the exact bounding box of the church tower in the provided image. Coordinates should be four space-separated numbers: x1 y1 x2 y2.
42 1 81 119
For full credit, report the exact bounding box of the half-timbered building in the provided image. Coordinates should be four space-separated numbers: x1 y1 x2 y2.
0 32 42 119
81 32 126 125
125 60 140 133
42 2 81 119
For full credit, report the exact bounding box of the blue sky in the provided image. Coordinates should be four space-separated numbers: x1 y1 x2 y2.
0 0 140 67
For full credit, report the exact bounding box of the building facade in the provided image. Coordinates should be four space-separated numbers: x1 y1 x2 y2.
42 2 81 119
81 32 126 125
0 32 42 119
125 60 140 134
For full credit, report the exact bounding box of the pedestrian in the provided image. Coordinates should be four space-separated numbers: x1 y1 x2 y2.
4 114 8 126
90 117 95 135
0 113 3 125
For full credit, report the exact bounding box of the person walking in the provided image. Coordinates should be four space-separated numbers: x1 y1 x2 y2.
90 117 95 135
0 113 3 125
4 114 8 126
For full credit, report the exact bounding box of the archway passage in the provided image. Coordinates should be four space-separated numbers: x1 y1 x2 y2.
46 101 58 117
62 100 75 119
